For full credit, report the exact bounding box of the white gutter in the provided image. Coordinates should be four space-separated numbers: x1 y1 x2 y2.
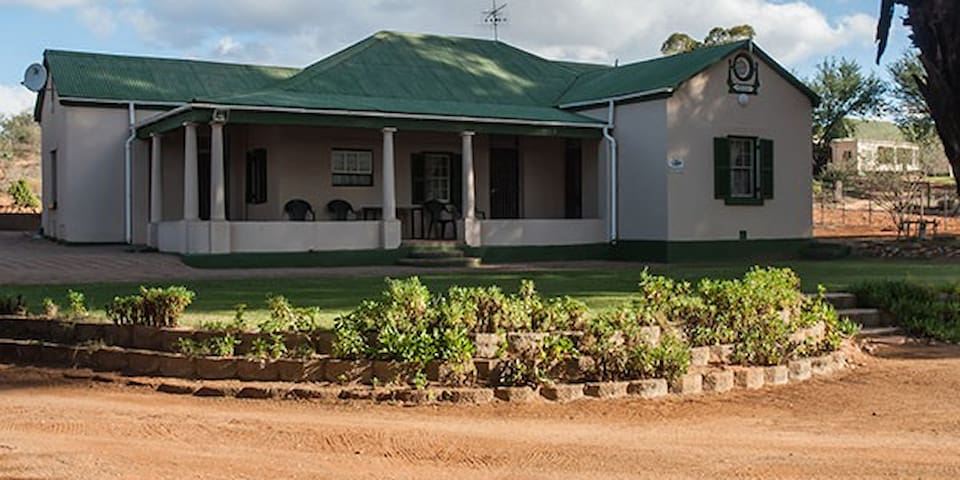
602 100 618 244
123 103 136 245
134 102 607 131
557 87 674 110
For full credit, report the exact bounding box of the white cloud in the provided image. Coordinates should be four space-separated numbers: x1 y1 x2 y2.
8 0 881 69
77 4 116 37
0 85 37 116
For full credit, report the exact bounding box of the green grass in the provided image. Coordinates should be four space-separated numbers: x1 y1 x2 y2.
3 258 959 328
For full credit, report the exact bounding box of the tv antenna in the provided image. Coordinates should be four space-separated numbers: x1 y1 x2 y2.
483 0 507 41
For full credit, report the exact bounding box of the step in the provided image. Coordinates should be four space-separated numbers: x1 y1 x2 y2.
406 249 466 259
397 256 481 268
837 308 887 328
822 292 859 310
855 326 904 340
402 240 462 250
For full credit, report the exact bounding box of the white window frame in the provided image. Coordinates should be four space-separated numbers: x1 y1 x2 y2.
331 149 374 187
729 137 756 198
424 153 452 203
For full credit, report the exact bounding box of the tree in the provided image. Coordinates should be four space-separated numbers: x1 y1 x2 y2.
888 51 934 143
877 0 960 193
660 25 755 55
0 111 40 161
808 57 887 173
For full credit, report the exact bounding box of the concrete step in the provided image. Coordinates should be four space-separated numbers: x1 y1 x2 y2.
855 326 904 340
402 240 462 249
837 308 888 328
822 292 859 310
406 249 466 259
397 256 481 268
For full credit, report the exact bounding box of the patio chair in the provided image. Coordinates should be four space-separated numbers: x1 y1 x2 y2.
283 199 315 221
423 199 458 240
326 199 359 221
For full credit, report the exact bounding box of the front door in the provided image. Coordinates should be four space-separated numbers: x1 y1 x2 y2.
489 148 520 219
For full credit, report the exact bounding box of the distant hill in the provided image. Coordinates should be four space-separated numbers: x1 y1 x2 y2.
847 119 908 142
0 110 41 212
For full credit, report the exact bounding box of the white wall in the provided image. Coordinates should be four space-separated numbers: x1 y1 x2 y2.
666 56 814 241
480 219 606 246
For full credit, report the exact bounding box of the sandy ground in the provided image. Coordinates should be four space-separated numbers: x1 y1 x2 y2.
0 341 959 479
814 205 960 238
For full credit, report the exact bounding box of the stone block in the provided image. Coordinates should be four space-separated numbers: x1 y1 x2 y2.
130 325 164 350
195 357 238 380
584 381 629 398
302 358 325 382
426 360 476 385
494 386 537 402
275 359 308 382
157 382 196 395
373 361 420 385
638 326 662 347
442 388 495 404
157 353 195 378
709 345 735 364
703 370 735 393
764 365 789 385
689 347 710 367
236 386 277 399
39 343 75 366
324 359 372 384
91 348 128 372
285 386 341 401
102 325 133 348
236 358 279 382
73 323 106 343
788 358 812 381
124 351 162 376
312 331 334 355
733 368 765 390
627 378 668 399
194 385 238 397
670 373 703 395
540 383 585 402
471 333 503 358
811 355 835 376
396 388 438 404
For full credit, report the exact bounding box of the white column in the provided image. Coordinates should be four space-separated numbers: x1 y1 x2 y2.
149 133 163 224
182 122 198 221
381 127 397 221
461 131 476 220
209 121 226 221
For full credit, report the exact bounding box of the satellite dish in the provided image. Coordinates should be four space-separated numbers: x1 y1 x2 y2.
22 63 47 92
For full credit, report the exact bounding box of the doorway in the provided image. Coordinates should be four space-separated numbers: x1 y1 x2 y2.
489 147 520 219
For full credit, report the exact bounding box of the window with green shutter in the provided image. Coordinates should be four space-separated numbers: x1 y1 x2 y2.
713 136 773 205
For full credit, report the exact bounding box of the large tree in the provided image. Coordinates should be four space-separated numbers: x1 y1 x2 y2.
888 51 934 143
808 57 887 173
661 25 755 55
877 0 960 193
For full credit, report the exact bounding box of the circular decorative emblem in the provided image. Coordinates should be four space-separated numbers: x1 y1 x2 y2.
733 53 755 81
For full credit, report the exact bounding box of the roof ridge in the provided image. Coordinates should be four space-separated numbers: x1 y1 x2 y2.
44 48 299 72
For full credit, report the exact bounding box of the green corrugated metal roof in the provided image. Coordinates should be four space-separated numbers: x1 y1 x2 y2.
44 50 299 103
43 31 815 127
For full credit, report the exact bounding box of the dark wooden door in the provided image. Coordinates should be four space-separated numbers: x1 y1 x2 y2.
489 148 520 219
564 139 583 219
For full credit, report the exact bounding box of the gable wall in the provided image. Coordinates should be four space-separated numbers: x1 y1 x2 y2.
665 55 813 241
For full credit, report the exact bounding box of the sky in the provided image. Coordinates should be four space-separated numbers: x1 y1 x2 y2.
0 0 914 117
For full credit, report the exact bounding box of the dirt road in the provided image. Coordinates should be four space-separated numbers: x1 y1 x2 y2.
1 341 959 479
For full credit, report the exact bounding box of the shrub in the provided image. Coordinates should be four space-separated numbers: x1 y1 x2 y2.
260 295 321 333
7 179 39 209
579 309 691 382
65 290 88 319
105 286 195 327
496 333 577 387
0 293 27 315
42 297 59 318
176 334 238 357
852 280 960 343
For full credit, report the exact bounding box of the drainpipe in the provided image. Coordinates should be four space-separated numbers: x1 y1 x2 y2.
123 102 136 245
602 100 618 244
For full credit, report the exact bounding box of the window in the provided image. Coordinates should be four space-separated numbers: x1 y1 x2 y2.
332 149 374 187
246 149 267 204
729 137 756 198
714 137 774 205
49 149 58 210
424 153 451 202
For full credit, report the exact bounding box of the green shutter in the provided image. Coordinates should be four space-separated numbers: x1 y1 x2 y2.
451 154 463 212
713 137 730 199
411 153 425 204
759 139 774 199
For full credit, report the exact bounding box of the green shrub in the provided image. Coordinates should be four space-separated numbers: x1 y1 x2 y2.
0 293 27 315
579 309 691 382
105 286 195 327
41 297 58 318
176 334 238 357
65 289 88 319
496 333 577 387
260 295 321 333
852 280 960 343
7 179 39 209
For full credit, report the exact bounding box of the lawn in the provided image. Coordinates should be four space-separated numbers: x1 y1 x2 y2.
3 258 959 328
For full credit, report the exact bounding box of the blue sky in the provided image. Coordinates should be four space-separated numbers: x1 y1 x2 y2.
0 0 913 116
